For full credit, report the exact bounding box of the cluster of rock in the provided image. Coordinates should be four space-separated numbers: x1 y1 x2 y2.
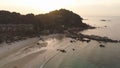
66 32 120 43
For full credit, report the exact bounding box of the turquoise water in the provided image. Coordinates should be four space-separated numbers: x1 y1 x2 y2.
44 16 120 68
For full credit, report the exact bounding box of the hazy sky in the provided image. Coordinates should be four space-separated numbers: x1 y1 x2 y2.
0 0 120 16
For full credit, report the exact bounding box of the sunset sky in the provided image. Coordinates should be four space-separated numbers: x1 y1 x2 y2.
0 0 120 16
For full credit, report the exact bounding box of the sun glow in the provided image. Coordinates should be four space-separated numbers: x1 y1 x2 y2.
28 0 74 13
0 0 74 13
34 0 65 12
0 0 120 16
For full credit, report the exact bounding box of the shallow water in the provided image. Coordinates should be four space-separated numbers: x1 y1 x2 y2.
44 16 120 68
1 16 120 68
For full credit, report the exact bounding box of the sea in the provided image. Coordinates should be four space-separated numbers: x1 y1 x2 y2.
44 16 120 68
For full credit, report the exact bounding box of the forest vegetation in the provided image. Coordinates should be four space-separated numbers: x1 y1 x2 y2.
0 9 93 43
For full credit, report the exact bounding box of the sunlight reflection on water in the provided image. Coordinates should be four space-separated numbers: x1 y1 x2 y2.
44 16 120 68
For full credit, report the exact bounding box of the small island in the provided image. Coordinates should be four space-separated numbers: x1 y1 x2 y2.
0 9 119 44
0 9 94 44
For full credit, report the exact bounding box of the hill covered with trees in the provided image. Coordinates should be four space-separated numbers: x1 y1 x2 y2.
0 9 93 43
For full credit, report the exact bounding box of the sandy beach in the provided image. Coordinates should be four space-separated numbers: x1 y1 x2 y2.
0 37 40 68
0 34 68 68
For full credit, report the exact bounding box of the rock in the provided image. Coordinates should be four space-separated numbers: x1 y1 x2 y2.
70 40 76 43
72 48 75 51
37 43 40 45
85 39 91 43
60 49 66 53
14 66 18 68
101 19 107 21
99 44 105 47
104 26 107 27
57 49 66 53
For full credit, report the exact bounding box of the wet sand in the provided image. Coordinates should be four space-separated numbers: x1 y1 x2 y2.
0 35 67 68
0 37 42 68
1 50 46 68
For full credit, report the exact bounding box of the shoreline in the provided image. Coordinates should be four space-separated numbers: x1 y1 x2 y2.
0 32 120 68
0 34 67 68
0 37 40 67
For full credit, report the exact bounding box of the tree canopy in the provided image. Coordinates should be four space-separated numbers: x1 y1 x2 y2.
0 9 92 43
